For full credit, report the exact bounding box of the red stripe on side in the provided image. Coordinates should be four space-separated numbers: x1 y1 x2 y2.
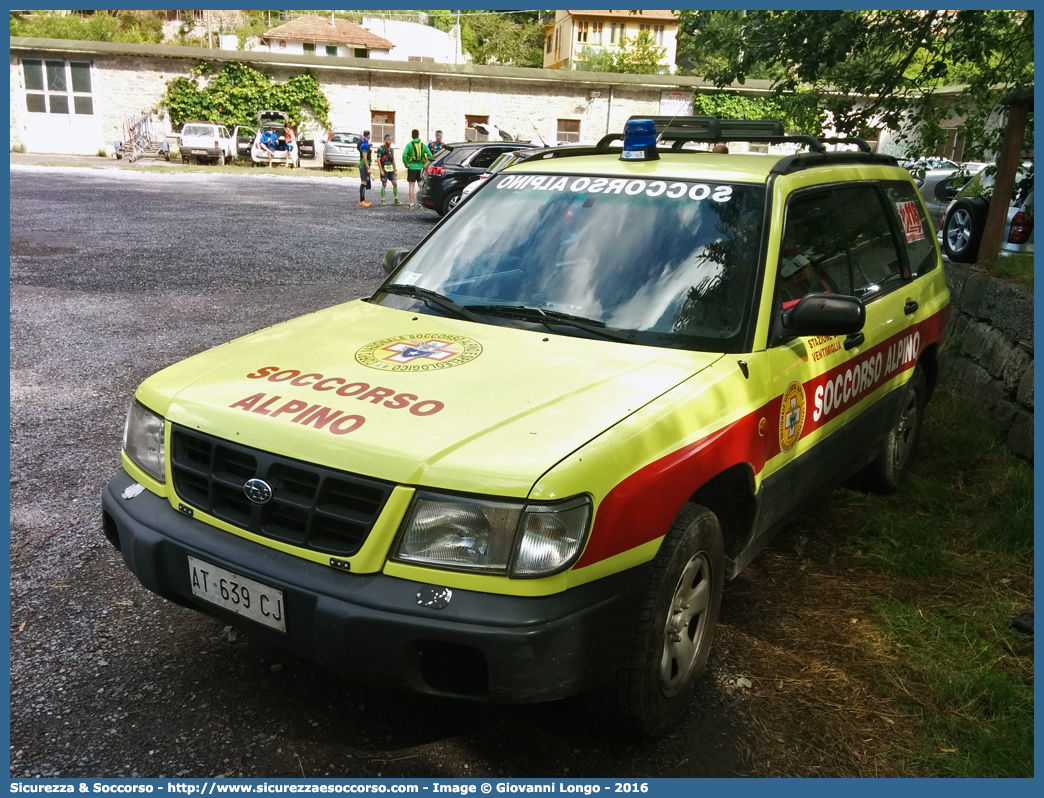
575 305 949 570
574 403 772 569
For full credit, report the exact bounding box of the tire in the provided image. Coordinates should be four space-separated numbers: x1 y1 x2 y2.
585 503 724 737
853 364 926 493
218 152 226 166
164 151 171 162
181 155 188 165
442 191 462 216
943 197 987 262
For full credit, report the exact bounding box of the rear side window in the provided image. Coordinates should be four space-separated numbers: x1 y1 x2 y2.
467 147 510 169
883 181 937 277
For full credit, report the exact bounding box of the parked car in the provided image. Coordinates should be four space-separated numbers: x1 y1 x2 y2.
249 110 314 168
418 140 537 216
178 122 235 165
323 131 363 171
103 115 950 738
914 166 977 229
904 156 959 175
941 166 1034 262
460 149 534 201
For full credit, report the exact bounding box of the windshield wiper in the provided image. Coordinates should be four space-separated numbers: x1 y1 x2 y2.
466 304 634 343
379 284 487 324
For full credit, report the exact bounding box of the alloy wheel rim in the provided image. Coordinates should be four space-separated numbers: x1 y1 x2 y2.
659 551 712 697
947 209 971 252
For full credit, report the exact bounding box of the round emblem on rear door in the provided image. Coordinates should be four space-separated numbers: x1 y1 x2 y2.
243 478 274 504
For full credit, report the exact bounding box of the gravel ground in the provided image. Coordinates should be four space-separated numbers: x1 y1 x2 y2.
9 163 753 779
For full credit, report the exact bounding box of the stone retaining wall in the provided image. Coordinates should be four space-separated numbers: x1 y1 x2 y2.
941 263 1034 462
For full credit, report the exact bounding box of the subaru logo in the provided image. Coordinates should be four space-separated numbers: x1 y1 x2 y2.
243 478 274 505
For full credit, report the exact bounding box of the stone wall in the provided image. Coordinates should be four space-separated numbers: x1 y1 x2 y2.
941 264 1034 462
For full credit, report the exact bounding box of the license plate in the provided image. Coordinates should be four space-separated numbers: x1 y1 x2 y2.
192 149 207 154
187 556 286 632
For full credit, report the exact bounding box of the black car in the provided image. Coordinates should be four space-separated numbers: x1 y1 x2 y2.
418 141 537 216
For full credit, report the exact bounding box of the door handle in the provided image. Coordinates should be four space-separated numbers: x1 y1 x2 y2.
844 332 865 350
904 300 919 315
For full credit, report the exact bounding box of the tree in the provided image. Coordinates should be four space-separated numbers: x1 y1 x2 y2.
677 10 1033 159
678 9 1034 266
464 11 545 67
580 30 667 75
10 10 164 43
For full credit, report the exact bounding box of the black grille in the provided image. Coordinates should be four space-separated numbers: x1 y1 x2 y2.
170 425 394 557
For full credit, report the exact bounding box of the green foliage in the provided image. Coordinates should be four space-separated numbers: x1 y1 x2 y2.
579 30 667 75
465 12 545 67
163 62 331 132
10 10 164 43
692 89 822 135
676 9 1034 158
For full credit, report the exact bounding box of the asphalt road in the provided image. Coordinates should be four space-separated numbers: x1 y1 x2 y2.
9 165 751 779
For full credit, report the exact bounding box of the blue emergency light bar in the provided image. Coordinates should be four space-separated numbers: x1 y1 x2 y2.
621 119 659 161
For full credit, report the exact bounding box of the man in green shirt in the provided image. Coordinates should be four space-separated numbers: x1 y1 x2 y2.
402 129 433 210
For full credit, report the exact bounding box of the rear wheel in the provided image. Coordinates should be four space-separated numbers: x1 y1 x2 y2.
218 152 226 166
585 503 723 737
943 198 987 262
442 191 462 216
853 364 926 493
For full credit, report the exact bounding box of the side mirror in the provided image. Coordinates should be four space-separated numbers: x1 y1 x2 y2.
382 247 411 275
782 293 865 336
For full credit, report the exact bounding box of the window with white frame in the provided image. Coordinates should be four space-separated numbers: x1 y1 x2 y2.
654 25 665 46
577 20 589 42
591 21 603 45
23 59 94 116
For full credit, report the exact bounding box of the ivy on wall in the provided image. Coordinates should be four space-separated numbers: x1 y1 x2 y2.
692 90 822 136
162 62 331 132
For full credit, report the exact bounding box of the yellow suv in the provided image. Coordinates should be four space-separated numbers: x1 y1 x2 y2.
102 117 950 737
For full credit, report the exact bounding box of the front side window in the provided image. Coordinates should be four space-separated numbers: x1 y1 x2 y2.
779 184 905 307
24 59 93 115
375 173 766 353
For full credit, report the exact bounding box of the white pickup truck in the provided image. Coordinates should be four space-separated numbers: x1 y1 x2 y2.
178 121 235 165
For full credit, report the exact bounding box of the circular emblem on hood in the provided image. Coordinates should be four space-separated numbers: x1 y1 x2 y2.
355 333 482 372
243 478 274 505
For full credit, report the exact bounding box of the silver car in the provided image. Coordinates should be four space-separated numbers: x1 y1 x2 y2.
323 131 363 171
941 167 1034 262
915 167 977 229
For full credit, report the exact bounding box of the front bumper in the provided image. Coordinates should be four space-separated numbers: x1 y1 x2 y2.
101 470 649 702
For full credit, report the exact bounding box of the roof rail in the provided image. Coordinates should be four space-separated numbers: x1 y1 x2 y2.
594 116 875 155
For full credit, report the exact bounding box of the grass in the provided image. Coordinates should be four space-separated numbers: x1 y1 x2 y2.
726 384 1034 777
991 252 1034 287
840 387 1034 776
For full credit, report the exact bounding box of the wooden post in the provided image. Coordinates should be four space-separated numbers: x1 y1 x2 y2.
979 99 1028 267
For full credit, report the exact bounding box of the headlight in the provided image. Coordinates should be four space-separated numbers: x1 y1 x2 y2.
392 492 591 577
123 400 166 482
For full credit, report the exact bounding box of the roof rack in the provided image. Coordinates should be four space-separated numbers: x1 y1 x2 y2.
513 115 898 172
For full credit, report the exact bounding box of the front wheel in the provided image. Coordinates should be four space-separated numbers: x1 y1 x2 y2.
585 503 724 737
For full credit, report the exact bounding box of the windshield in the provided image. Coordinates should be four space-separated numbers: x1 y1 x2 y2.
181 125 215 137
377 172 766 353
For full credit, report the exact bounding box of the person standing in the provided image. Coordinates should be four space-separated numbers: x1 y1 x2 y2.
428 129 444 157
283 124 295 169
376 134 402 206
357 130 372 208
403 129 432 210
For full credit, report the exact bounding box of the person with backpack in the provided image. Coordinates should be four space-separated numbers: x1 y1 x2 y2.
402 129 433 210
376 134 402 206
428 130 445 157
357 130 373 208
